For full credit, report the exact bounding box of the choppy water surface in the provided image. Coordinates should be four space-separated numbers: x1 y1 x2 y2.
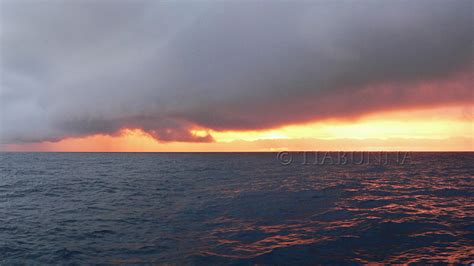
1 152 473 264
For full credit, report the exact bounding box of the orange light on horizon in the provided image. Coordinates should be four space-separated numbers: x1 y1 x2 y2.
2 104 473 152
206 104 473 142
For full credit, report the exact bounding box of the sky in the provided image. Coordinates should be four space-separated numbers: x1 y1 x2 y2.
0 0 472 152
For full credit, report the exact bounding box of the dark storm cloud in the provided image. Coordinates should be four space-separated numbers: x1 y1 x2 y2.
1 0 472 143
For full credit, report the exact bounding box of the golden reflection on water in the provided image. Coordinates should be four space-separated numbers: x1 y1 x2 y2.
196 154 473 263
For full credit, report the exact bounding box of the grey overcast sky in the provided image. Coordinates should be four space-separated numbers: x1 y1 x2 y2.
1 0 472 144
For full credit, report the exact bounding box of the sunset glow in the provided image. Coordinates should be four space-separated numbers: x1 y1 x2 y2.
2 1 474 264
5 105 472 152
1 0 473 152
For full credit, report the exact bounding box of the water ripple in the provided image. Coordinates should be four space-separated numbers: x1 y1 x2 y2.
0 152 473 264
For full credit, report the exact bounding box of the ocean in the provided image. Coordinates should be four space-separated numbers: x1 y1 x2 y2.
1 152 473 264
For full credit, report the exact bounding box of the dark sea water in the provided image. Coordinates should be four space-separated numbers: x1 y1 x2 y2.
0 152 473 264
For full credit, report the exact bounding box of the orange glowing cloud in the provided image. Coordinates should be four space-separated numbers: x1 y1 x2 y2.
2 1 472 149
3 105 472 152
